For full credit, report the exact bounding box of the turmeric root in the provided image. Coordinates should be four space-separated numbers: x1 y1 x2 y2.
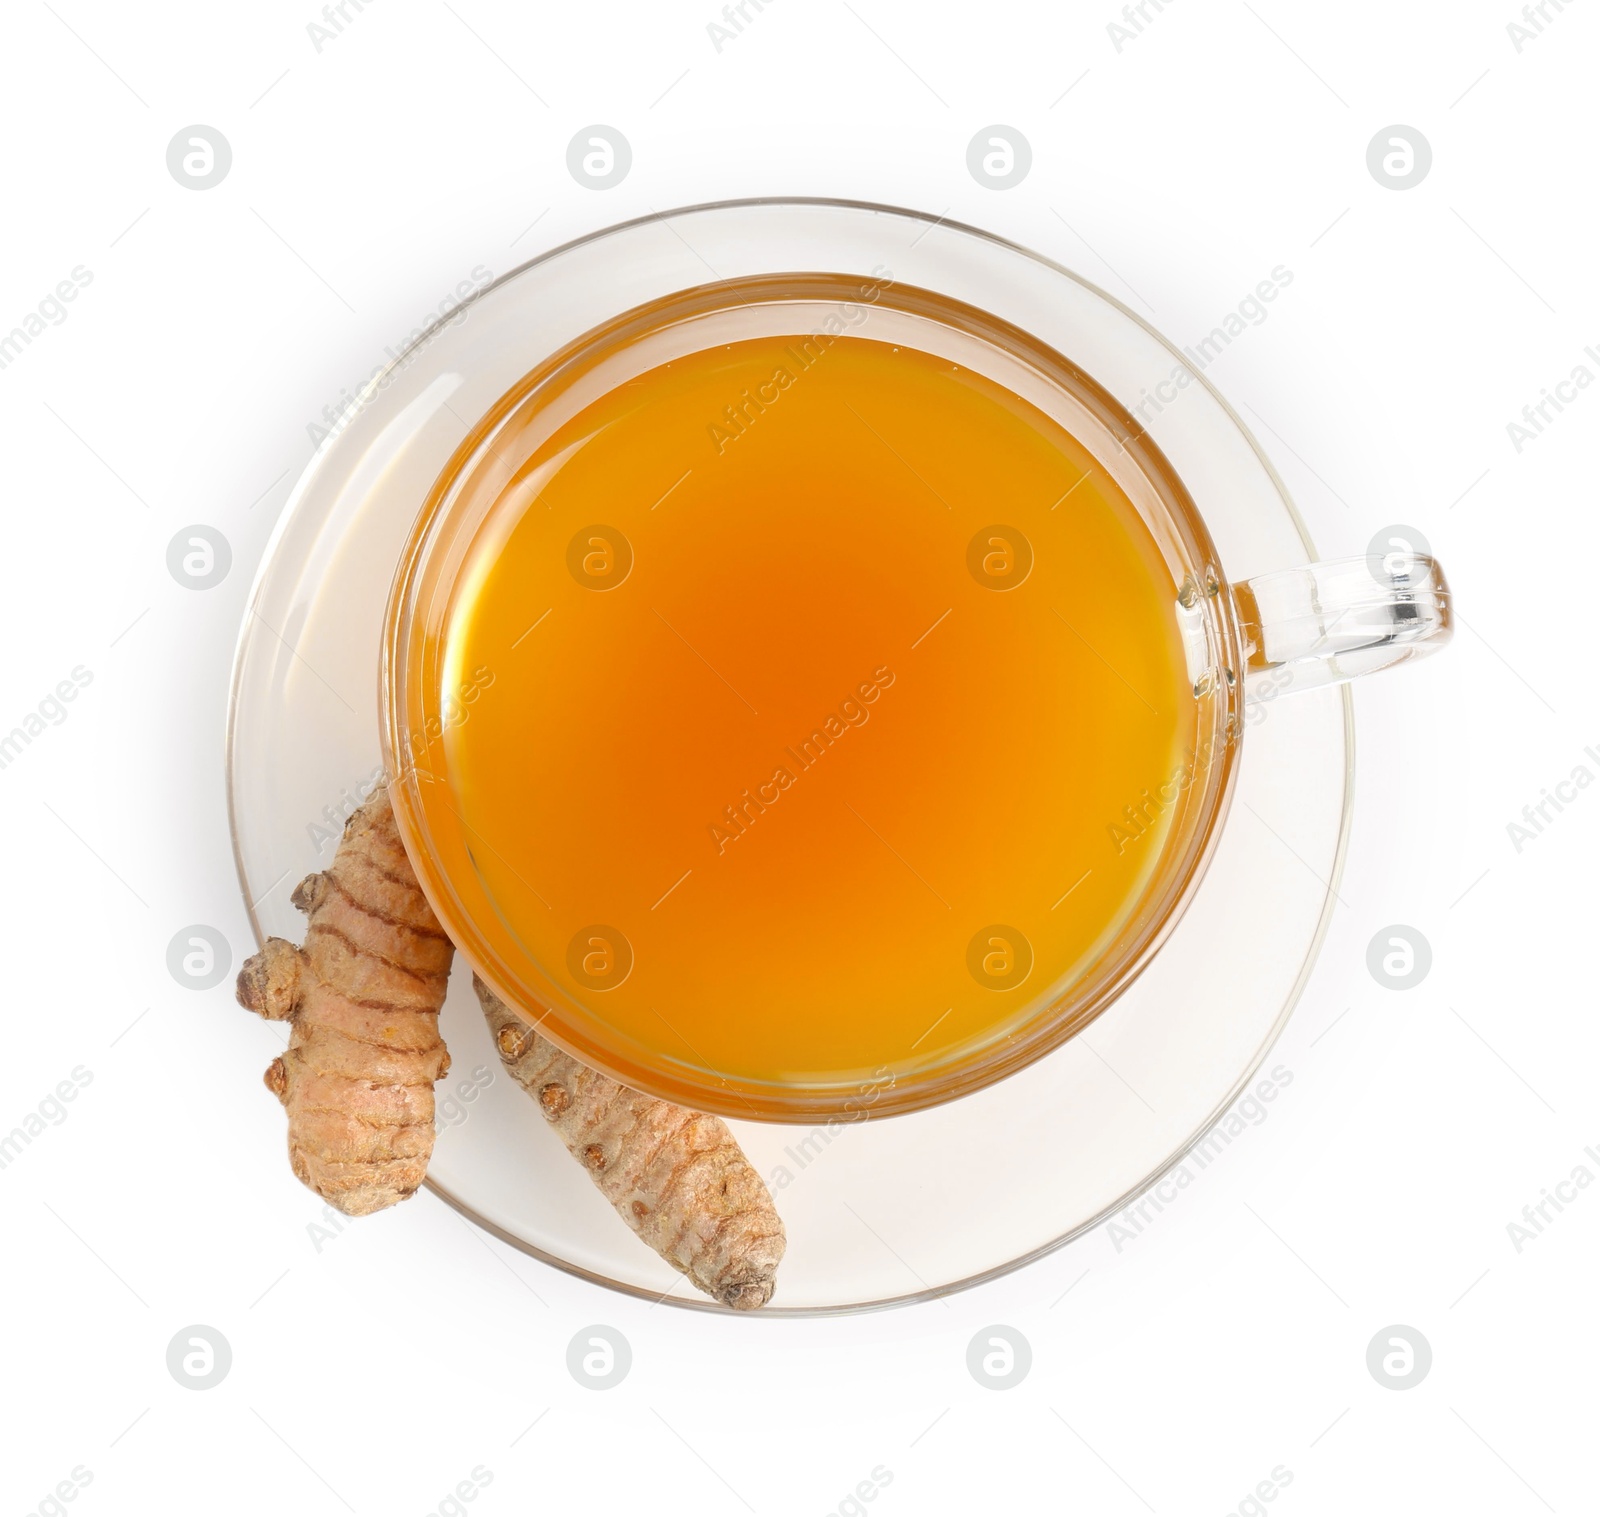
475 976 786 1309
233 778 788 1301
236 786 453 1216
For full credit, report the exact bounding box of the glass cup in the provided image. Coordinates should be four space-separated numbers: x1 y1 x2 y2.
380 200 1451 1123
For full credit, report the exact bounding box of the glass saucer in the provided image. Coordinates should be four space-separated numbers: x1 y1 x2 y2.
227 199 1351 1313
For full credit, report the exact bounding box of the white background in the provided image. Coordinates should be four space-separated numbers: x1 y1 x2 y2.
1 1 1595 1512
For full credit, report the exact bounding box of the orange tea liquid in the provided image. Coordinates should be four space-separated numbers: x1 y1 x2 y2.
435 308 1190 1092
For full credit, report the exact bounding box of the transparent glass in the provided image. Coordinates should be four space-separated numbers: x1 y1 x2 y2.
1236 552 1451 700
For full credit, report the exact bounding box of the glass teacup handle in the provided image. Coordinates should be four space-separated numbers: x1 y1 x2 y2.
1232 551 1452 703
